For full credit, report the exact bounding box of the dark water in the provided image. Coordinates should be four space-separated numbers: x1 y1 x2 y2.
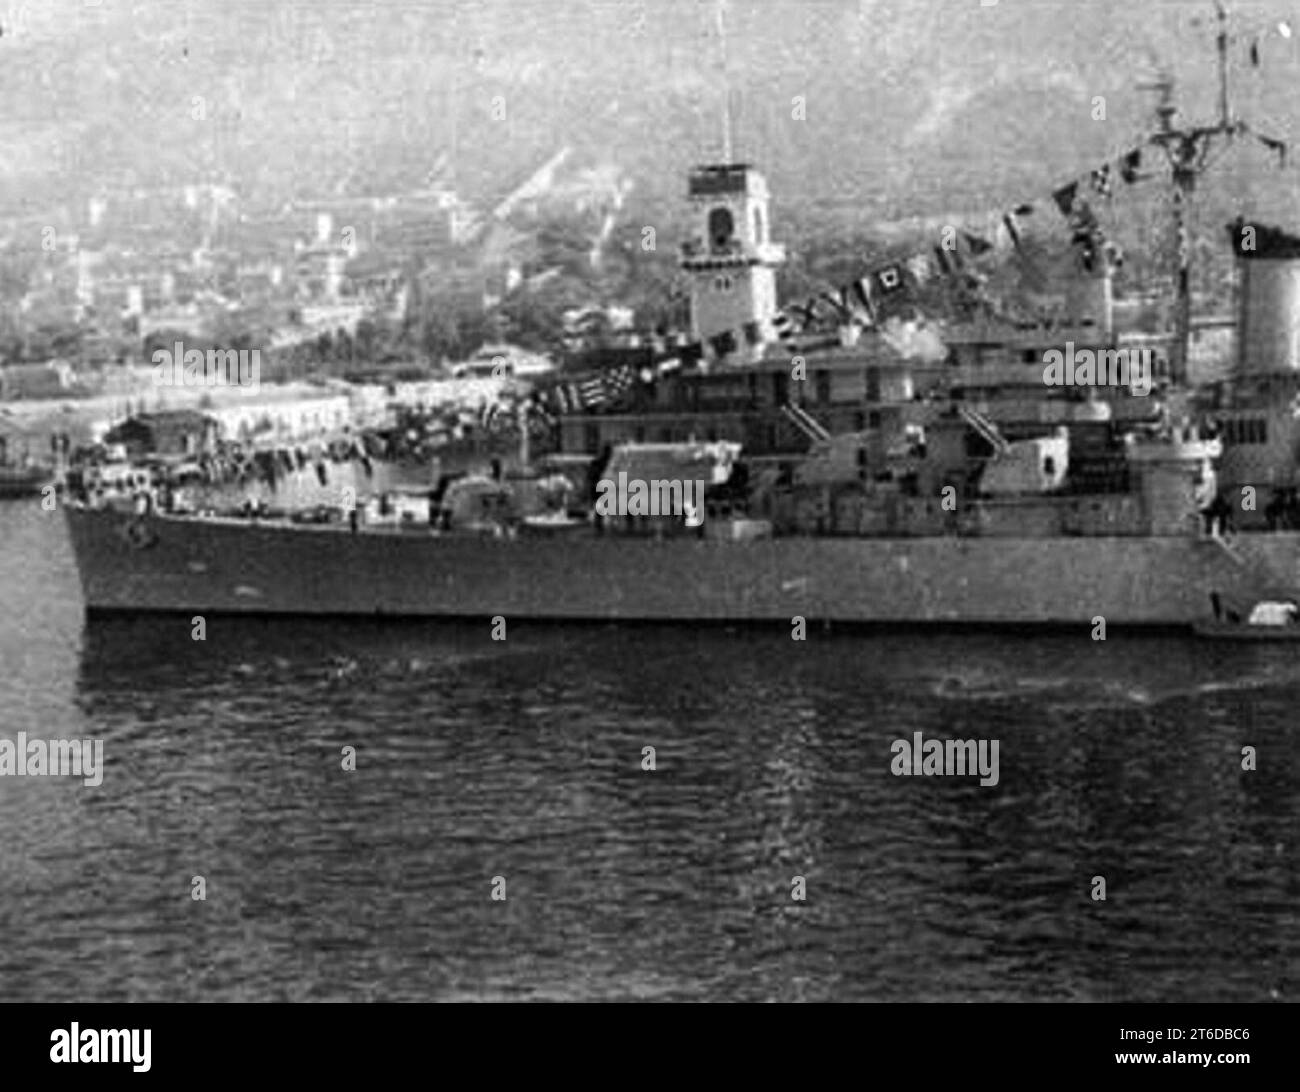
0 499 1296 1002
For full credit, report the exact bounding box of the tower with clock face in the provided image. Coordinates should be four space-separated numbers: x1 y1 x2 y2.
679 164 785 362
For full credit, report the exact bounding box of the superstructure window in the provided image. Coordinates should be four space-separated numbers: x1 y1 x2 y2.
1228 418 1269 445
709 207 735 251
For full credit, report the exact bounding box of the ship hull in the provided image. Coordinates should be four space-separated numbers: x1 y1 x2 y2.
61 505 1300 627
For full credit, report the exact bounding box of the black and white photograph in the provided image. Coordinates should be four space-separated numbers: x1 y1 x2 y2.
0 0 1295 1046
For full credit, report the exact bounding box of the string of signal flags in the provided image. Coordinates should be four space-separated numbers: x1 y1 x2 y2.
766 122 1289 352
484 115 1292 429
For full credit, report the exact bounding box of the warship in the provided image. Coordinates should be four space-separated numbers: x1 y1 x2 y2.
60 37 1300 628
60 185 1300 627
0 436 55 500
0 463 54 500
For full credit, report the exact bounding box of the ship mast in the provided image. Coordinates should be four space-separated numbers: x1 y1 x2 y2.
1141 1 1243 387
715 0 734 163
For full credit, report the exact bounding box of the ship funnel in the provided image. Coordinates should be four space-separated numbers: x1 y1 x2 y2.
1229 219 1300 376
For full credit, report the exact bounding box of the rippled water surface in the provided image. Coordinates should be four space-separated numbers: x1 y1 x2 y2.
0 501 1295 1001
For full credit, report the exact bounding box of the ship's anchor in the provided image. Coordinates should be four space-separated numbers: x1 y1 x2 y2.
122 518 158 550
